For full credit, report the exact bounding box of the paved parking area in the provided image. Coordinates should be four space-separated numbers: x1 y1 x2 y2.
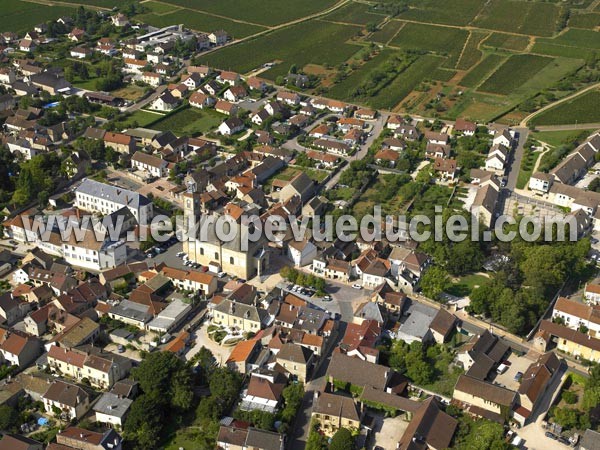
370 414 409 450
492 351 538 391
185 321 232 365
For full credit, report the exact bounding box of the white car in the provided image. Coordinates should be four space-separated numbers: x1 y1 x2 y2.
218 271 226 278
352 283 362 290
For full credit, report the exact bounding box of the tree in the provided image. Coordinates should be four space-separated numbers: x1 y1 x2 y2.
123 394 163 450
330 427 355 450
420 266 448 300
447 240 484 276
306 422 328 450
0 404 18 431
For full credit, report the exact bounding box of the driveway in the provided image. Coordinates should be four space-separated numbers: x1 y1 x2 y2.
370 414 410 450
504 127 530 192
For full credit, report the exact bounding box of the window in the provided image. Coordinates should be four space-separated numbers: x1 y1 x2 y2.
230 257 234 264
215 252 219 260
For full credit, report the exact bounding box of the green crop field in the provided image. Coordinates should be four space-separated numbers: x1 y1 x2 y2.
202 20 360 77
538 29 600 50
459 53 507 88
457 32 488 70
531 42 596 60
568 12 600 29
0 1 75 33
389 23 468 61
478 54 553 95
396 0 486 26
151 107 225 135
431 68 457 81
368 20 404 44
323 2 384 25
157 0 337 26
143 1 177 15
531 90 600 126
53 0 121 7
482 33 530 51
474 0 561 37
137 9 265 38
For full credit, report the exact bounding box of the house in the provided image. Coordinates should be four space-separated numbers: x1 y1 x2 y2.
456 330 509 380
278 172 315 203
311 392 361 438
112 13 129 27
247 77 267 92
0 434 43 450
0 293 29 325
425 131 450 145
327 352 391 391
226 339 260 373
19 39 36 52
209 30 228 45
68 28 85 42
382 137 406 152
287 240 318 267
242 371 287 413
277 91 300 106
42 380 90 420
433 158 458 181
150 91 179 111
535 320 600 362
425 142 451 159
0 330 41 367
397 397 457 450
485 144 509 173
375 149 399 166
103 131 136 154
189 92 215 109
215 100 238 116
224 85 248 102
108 300 153 329
312 258 351 282
146 298 192 334
306 150 339 168
93 392 133 428
551 296 600 336
429 308 457 344
217 70 241 86
585 283 600 305
131 151 169 178
471 178 500 228
276 342 314 383
516 351 562 424
216 426 284 450
212 298 267 333
453 375 516 422
30 72 71 95
393 299 437 344
529 171 554 193
455 118 477 136
160 267 217 296
493 129 513 148
313 139 350 156
55 427 122 450
70 46 91 59
75 178 153 225
0 68 16 85
202 80 221 96
141 72 162 87
218 117 245 135
355 108 376 120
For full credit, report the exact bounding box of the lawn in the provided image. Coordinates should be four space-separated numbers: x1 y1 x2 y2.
389 23 469 63
459 53 507 88
456 31 488 70
478 54 554 95
368 20 404 44
473 0 561 37
0 0 75 32
516 146 541 189
266 166 329 187
111 85 147 101
53 0 121 7
136 9 265 38
121 110 164 128
531 90 600 126
151 107 225 135
323 2 385 26
532 129 598 148
396 0 487 26
156 0 338 26
446 273 489 297
203 19 361 77
482 33 530 51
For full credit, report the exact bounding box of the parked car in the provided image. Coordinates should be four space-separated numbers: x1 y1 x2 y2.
117 345 125 353
352 283 362 290
545 432 558 440
323 295 332 302
514 371 523 381
218 271 226 278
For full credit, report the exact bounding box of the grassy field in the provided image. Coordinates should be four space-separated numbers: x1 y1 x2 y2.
531 41 597 60
431 68 457 81
478 54 554 95
368 20 404 44
157 0 337 26
396 0 486 26
111 85 147 101
151 107 225 135
137 8 265 38
389 23 469 62
531 90 600 126
459 53 507 88
446 273 489 297
113 110 163 129
473 0 561 36
53 0 121 7
323 2 384 25
456 31 488 70
568 12 600 29
0 0 75 33
516 146 541 189
202 20 360 77
532 129 598 147
482 33 530 51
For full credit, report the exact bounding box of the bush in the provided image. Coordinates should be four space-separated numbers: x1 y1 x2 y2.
561 390 578 405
